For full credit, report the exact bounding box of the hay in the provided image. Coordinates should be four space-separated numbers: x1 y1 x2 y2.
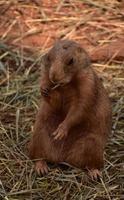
0 0 124 199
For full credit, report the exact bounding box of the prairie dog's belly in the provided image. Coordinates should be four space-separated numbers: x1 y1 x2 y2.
43 85 78 162
43 115 85 162
58 85 77 111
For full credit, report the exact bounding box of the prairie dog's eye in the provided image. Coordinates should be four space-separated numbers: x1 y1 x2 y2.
43 53 51 62
66 58 74 65
45 54 51 62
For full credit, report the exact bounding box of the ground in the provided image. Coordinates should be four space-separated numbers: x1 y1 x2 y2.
0 0 124 200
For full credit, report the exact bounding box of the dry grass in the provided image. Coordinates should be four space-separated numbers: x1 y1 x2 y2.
0 0 124 199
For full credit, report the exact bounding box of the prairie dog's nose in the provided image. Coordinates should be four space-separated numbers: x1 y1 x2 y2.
49 72 58 84
49 64 64 84
50 74 57 83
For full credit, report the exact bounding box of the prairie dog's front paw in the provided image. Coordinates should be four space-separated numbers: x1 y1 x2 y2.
41 87 50 97
52 124 68 140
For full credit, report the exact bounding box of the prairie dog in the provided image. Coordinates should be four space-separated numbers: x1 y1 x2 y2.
29 40 112 179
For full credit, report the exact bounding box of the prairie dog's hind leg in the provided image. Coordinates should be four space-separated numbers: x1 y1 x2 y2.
66 134 104 179
29 100 63 174
84 135 104 180
29 101 52 159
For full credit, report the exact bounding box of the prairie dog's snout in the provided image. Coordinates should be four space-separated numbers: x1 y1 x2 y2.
49 61 65 84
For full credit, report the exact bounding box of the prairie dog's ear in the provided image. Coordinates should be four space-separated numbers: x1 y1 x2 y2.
77 46 91 68
41 53 51 69
41 53 48 64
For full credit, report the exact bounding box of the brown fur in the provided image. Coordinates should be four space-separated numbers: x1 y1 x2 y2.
29 40 112 173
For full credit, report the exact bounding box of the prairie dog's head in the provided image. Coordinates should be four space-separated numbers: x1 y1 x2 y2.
42 40 91 85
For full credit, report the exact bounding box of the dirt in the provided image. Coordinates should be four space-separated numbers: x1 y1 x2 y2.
0 0 124 61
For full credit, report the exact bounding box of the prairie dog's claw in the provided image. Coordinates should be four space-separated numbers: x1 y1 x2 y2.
41 88 50 97
88 169 101 180
35 160 49 175
52 124 68 140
